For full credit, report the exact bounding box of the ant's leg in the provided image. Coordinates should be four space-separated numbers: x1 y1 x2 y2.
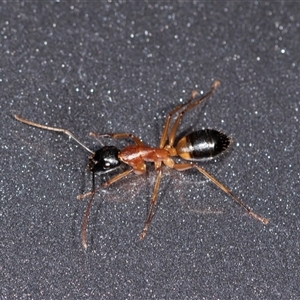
14 114 94 154
172 162 269 224
159 96 195 148
80 168 134 249
90 132 145 146
81 171 97 249
168 80 220 147
81 192 95 249
77 169 134 200
139 167 163 240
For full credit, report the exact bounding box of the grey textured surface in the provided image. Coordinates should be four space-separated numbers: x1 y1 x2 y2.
1 2 299 299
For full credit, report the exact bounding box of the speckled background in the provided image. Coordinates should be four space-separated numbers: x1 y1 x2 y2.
1 1 299 299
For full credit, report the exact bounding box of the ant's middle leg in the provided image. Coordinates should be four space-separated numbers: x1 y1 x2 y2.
167 80 220 147
172 162 269 224
139 166 163 240
159 96 196 149
89 132 145 146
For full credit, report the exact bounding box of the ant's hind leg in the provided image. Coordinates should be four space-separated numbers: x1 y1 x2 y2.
172 162 269 224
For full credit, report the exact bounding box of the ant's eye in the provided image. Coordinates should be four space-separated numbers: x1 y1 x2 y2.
91 146 120 173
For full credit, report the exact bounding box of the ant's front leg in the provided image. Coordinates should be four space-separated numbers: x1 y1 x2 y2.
77 169 134 200
89 132 145 146
80 168 134 249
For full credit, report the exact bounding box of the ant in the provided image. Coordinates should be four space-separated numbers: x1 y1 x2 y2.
14 80 269 249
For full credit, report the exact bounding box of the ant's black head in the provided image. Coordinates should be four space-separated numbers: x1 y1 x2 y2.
89 146 121 173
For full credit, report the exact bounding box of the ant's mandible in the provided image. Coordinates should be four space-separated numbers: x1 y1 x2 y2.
14 80 269 249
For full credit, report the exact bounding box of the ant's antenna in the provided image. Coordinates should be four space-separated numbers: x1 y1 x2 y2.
14 115 94 154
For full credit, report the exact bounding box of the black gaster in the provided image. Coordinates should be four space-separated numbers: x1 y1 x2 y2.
176 130 231 161
89 146 121 173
